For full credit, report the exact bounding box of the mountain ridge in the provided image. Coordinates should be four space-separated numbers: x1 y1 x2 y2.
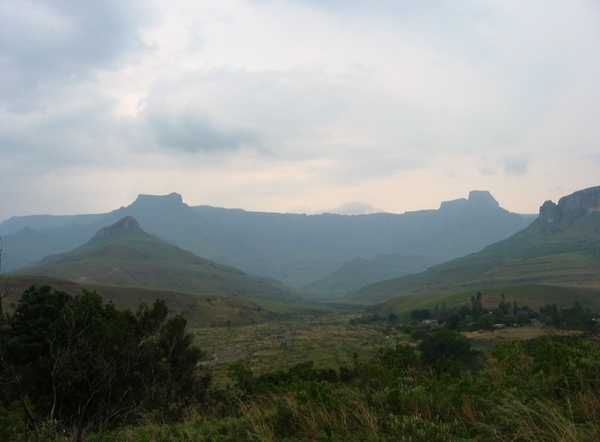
346 185 600 303
1 190 535 288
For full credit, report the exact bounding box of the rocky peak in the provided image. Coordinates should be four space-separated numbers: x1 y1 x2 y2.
539 186 600 223
439 190 500 212
93 216 141 240
130 192 185 208
467 190 500 209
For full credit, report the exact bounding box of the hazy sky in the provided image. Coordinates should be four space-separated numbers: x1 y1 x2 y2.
1 0 599 221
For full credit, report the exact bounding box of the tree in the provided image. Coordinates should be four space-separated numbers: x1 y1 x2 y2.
0 285 70 441
0 286 210 440
411 309 430 321
417 330 476 375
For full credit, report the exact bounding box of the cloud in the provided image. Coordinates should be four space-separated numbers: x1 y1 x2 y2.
0 0 151 112
0 0 599 221
502 155 530 176
323 201 382 215
146 109 260 153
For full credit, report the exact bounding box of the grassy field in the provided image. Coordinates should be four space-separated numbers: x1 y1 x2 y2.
3 275 596 383
191 311 405 385
190 308 574 386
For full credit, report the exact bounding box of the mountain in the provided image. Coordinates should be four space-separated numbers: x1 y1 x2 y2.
304 253 435 298
1 190 535 288
18 216 301 302
346 186 600 304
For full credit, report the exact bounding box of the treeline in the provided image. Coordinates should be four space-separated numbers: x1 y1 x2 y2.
0 286 210 441
411 292 598 331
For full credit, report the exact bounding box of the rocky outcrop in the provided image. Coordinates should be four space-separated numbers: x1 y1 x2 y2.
439 190 500 212
93 216 140 240
539 186 600 223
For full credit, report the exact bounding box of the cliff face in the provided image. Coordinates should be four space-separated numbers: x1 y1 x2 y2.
539 186 600 223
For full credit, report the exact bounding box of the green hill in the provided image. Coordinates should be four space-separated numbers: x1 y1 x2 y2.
304 253 434 298
17 216 303 303
347 186 600 304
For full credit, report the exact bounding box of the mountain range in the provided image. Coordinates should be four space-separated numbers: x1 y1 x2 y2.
348 185 600 303
0 190 534 293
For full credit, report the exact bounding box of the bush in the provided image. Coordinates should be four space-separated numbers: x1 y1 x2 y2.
418 330 476 375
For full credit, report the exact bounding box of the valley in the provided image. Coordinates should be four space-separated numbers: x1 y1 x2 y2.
1 186 599 441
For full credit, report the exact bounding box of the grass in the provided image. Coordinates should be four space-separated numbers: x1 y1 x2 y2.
191 311 395 385
1 274 328 328
374 284 600 319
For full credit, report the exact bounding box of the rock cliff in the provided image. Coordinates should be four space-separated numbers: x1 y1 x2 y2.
539 186 600 222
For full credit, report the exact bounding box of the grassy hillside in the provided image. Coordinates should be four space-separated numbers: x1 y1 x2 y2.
347 213 600 304
304 253 433 298
17 217 304 303
1 274 320 328
372 284 600 318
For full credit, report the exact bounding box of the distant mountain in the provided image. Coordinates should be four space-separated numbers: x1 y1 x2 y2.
18 216 301 302
1 190 535 288
346 186 600 304
304 253 434 298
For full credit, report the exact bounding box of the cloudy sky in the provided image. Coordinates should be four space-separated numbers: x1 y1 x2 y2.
1 0 599 221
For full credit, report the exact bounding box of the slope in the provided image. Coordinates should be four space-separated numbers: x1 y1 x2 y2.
304 253 434 299
347 186 600 304
0 274 316 328
18 216 302 302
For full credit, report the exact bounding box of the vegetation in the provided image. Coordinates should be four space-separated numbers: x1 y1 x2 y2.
0 285 210 441
1 283 599 441
407 291 599 332
0 194 598 440
375 285 600 320
2 274 322 328
111 331 600 442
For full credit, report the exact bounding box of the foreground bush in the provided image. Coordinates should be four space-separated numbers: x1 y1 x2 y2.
119 333 595 442
0 286 210 441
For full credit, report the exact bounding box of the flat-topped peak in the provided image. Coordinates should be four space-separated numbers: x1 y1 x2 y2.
131 192 184 206
439 190 500 211
468 190 499 208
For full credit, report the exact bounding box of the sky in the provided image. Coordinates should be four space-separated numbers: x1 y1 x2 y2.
1 0 599 221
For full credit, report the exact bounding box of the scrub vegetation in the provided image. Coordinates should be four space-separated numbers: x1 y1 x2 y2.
1 284 599 442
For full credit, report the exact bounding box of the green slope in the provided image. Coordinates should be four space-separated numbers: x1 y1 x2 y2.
346 210 600 304
372 285 600 318
304 253 434 298
0 274 318 327
18 217 303 302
